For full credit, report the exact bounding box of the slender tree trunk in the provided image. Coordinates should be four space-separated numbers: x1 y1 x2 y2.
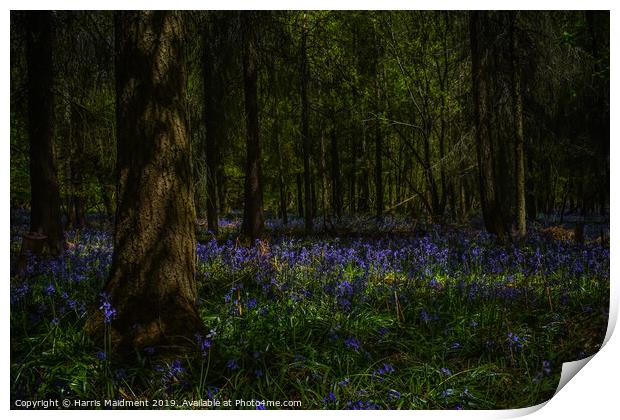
216 159 227 215
25 11 64 255
311 175 317 220
525 147 537 220
241 13 264 240
296 172 304 218
469 11 505 240
68 103 86 229
273 90 288 225
349 130 357 214
300 15 313 232
358 123 370 212
319 118 329 226
95 11 202 353
202 22 222 234
374 32 384 219
330 120 342 219
510 13 527 237
374 95 384 220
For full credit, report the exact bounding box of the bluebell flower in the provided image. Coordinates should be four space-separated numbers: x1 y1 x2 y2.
347 400 380 410
44 284 55 296
206 387 219 399
99 293 117 324
440 367 452 376
441 389 454 397
96 351 106 361
169 360 184 376
344 336 361 352
337 377 350 387
372 362 395 380
246 298 257 310
227 359 239 370
387 390 401 401
195 329 216 357
507 332 524 349
323 392 337 404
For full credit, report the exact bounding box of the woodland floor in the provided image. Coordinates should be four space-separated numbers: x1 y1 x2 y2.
10 210 609 409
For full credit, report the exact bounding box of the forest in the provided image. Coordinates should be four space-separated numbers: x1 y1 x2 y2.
10 10 609 409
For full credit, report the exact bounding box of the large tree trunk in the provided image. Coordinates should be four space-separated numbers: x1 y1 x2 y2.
300 15 313 232
241 13 264 240
510 13 527 237
26 11 64 255
95 11 202 353
469 11 505 241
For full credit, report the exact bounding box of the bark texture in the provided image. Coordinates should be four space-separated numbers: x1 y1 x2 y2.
100 11 202 353
510 13 527 237
300 16 313 232
202 19 224 234
469 11 506 241
26 11 64 255
241 13 265 240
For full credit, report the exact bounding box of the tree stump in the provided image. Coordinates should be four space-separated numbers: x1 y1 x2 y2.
574 223 584 244
15 232 48 277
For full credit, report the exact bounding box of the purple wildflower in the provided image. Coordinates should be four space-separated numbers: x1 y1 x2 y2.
344 336 361 352
99 293 117 324
44 284 55 296
323 392 337 404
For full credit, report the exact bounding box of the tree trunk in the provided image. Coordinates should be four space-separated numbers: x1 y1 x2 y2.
216 161 227 215
296 172 304 218
510 13 527 237
319 115 329 226
241 13 264 240
96 11 202 353
525 148 537 220
330 121 342 219
273 86 288 225
374 32 384 219
358 123 370 212
202 21 222 234
67 103 86 229
374 92 384 219
349 130 357 214
25 11 64 255
469 11 505 240
300 15 313 232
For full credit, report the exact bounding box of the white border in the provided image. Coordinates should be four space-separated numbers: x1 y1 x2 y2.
3 2 617 420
